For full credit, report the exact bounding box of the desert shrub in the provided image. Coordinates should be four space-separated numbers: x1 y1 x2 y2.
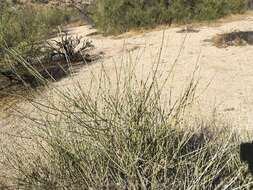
0 32 98 87
0 7 46 58
91 0 170 33
91 0 248 34
193 0 247 20
2 57 253 189
39 7 80 28
0 3 80 59
0 2 82 85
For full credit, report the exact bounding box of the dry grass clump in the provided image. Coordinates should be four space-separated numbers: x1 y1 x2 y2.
212 31 253 48
1 47 253 189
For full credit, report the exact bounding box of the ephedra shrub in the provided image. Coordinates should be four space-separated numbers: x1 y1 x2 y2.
2 48 253 189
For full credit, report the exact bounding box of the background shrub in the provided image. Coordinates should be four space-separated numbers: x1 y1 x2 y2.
0 2 80 59
0 2 82 84
91 0 248 34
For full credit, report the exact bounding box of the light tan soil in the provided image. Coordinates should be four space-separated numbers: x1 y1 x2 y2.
59 16 253 133
1 13 253 156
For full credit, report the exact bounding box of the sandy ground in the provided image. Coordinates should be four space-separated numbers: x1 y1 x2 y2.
60 16 253 132
1 13 253 150
1 12 253 185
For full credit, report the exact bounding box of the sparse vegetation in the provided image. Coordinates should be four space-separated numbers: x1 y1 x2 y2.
0 1 253 189
211 31 253 47
0 2 86 88
0 2 79 59
47 32 95 62
91 0 248 34
1 60 253 189
0 32 99 87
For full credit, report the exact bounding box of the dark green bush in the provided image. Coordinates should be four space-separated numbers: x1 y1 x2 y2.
91 0 248 34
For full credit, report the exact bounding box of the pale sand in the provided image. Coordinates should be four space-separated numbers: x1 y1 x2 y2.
60 16 253 132
2 13 253 147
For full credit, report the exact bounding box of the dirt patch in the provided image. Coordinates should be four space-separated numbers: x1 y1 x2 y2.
211 31 253 48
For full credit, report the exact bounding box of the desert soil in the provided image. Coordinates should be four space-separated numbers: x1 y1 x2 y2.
1 13 253 149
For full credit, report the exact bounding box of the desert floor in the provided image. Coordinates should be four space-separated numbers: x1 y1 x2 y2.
1 12 253 149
